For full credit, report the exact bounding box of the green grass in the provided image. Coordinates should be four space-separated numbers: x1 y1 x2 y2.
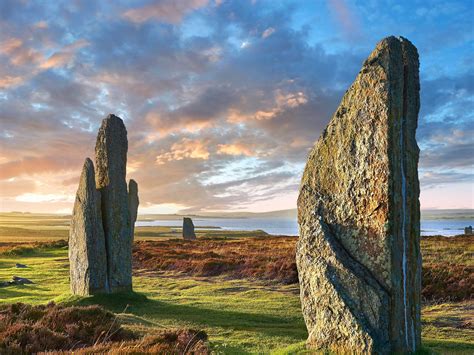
1 244 473 353
0 245 306 353
0 212 473 353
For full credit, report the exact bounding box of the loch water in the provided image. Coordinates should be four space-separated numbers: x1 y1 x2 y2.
136 217 473 237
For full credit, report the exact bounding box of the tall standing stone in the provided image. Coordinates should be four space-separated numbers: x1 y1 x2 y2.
296 36 421 353
95 114 132 292
128 179 139 240
69 158 108 295
183 217 197 240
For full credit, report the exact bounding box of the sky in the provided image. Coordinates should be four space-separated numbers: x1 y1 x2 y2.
0 0 473 214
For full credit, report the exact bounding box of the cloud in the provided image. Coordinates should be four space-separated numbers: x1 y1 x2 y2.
227 90 309 123
0 75 24 89
0 0 471 212
123 0 209 24
15 193 74 203
155 138 210 164
217 143 254 156
327 0 361 39
39 39 89 69
262 27 275 38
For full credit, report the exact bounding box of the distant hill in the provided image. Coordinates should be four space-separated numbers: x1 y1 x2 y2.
3 208 472 221
139 209 297 220
420 209 474 220
138 209 473 221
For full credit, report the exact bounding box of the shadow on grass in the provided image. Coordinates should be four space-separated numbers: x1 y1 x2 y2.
63 291 306 341
0 286 36 298
422 338 474 354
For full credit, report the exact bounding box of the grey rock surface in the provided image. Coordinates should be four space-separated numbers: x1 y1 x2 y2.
128 179 139 240
12 276 34 284
183 217 197 240
0 276 34 287
95 114 132 292
296 36 421 353
69 158 108 295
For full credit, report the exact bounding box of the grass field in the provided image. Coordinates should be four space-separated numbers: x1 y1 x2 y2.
0 212 473 353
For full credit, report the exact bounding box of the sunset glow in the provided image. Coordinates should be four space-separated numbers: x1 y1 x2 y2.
0 0 472 214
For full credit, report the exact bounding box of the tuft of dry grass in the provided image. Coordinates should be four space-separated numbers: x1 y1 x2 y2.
0 302 209 354
0 302 135 353
48 329 209 354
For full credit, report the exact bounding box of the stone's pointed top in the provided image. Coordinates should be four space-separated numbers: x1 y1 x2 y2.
83 157 94 170
128 179 139 241
100 114 127 130
364 36 419 66
78 158 95 195
129 179 138 191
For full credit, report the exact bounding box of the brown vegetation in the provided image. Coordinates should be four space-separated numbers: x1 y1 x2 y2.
133 235 474 302
421 235 473 302
0 302 208 354
133 237 298 284
0 302 134 353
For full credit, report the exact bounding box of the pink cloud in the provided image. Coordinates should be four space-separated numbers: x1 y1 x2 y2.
123 0 209 24
217 143 254 156
155 138 210 164
39 39 89 69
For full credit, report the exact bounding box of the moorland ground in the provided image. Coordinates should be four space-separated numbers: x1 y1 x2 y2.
0 212 473 353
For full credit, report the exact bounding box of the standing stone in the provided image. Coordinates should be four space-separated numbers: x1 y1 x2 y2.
69 158 108 295
296 36 421 353
95 114 132 292
128 179 139 240
183 217 197 240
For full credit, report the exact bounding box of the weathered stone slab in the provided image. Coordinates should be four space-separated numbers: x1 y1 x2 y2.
69 158 108 295
296 36 421 353
95 114 132 292
128 179 139 240
183 217 196 240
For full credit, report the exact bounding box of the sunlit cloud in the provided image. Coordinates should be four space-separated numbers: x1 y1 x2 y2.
122 0 209 24
217 143 254 156
262 27 275 38
15 193 74 203
39 39 89 69
155 138 210 164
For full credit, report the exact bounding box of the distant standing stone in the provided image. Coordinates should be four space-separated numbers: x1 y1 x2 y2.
183 217 197 240
128 179 139 240
296 36 421 353
95 114 132 292
69 158 108 295
465 226 472 235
